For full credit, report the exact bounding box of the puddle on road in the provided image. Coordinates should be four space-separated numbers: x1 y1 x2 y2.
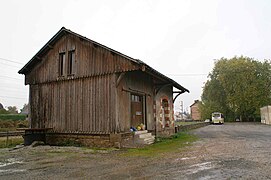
0 169 26 173
188 162 214 174
175 156 197 161
0 158 26 175
0 158 23 167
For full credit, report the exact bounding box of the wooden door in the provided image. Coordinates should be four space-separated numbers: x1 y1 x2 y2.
131 94 143 127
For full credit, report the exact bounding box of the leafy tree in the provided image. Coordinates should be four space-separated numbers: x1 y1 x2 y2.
201 56 271 121
7 106 18 114
0 108 9 114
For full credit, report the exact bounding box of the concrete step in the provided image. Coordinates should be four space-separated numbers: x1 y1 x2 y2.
134 130 155 145
145 140 155 144
139 139 155 145
136 136 155 144
139 136 155 141
134 130 148 135
137 133 153 139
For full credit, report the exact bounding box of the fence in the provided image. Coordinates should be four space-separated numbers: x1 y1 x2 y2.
175 122 210 133
0 131 24 147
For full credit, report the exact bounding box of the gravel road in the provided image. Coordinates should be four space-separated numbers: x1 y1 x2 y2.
1 123 271 179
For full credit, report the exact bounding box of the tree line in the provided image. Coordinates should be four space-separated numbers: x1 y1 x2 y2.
200 56 271 121
0 104 28 114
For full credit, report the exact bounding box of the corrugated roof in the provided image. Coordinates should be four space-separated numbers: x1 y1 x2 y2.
18 27 189 93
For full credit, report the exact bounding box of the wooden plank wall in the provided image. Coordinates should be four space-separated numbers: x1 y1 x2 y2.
30 74 117 133
25 32 169 134
117 71 155 132
25 34 140 85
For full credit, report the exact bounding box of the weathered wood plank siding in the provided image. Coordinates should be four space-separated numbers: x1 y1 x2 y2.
117 71 155 132
29 74 117 133
25 34 140 85
25 33 141 133
21 28 188 142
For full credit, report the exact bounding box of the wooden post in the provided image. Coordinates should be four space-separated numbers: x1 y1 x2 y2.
6 131 9 147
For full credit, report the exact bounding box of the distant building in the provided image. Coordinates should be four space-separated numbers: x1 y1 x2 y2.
20 104 29 115
190 100 201 120
260 106 271 125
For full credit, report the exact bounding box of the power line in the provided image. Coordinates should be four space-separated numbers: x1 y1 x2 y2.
0 87 28 93
1 80 23 84
0 75 23 81
0 57 24 65
0 62 22 68
0 88 27 93
166 74 208 76
0 95 27 100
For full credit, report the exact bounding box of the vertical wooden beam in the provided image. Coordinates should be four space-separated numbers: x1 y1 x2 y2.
116 72 125 87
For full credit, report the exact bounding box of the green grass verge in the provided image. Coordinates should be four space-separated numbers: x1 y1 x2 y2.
0 136 24 148
121 132 198 157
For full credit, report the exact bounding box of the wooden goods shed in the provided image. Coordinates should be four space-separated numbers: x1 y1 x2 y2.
19 27 189 147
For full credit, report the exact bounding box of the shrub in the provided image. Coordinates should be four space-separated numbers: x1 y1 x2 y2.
0 114 27 121
0 120 29 131
0 109 9 114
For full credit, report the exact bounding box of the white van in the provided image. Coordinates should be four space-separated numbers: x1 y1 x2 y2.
211 112 224 124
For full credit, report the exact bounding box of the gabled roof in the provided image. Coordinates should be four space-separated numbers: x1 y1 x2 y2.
190 100 201 107
18 27 189 93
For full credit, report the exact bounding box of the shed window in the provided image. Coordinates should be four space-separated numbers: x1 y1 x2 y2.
68 50 75 75
131 94 141 102
59 53 65 76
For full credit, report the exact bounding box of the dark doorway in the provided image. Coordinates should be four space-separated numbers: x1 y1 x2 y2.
131 94 144 127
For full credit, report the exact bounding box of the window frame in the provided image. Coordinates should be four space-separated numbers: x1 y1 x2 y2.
67 50 75 75
131 94 141 102
59 52 66 77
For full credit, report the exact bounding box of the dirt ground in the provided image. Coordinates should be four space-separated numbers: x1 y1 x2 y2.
1 122 271 180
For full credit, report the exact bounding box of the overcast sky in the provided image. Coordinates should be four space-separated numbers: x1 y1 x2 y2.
1 0 271 112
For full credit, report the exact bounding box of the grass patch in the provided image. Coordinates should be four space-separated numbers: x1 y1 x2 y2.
0 136 24 148
121 132 198 157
